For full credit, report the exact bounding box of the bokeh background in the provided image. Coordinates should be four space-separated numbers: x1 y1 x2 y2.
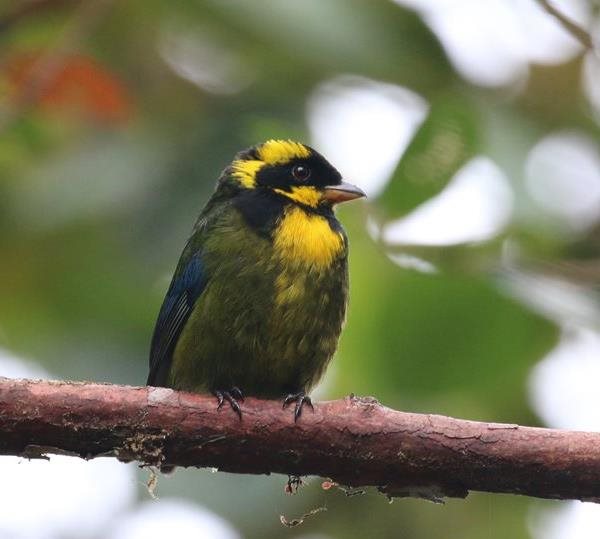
1 0 600 538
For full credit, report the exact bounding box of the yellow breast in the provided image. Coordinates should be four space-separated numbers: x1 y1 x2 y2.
273 206 345 269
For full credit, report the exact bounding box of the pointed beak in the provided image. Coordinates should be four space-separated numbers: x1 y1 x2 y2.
322 182 366 204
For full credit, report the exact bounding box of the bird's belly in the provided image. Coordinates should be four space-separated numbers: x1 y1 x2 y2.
258 256 347 391
170 259 347 397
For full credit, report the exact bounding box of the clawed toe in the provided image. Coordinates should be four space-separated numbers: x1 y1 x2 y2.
229 386 244 402
283 391 314 422
213 388 244 419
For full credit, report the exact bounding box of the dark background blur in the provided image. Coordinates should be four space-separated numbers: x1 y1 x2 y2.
1 1 600 538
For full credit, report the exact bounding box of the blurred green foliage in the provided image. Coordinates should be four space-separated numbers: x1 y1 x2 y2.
377 95 480 218
1 1 599 538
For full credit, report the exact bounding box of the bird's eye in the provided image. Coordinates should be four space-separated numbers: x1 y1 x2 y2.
292 164 311 182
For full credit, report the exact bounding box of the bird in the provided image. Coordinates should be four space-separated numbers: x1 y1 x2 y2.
147 139 365 420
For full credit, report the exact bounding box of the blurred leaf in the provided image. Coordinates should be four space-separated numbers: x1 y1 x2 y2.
377 95 480 220
384 238 506 275
203 0 452 93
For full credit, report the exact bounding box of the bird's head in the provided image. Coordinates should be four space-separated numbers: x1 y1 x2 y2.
224 139 365 208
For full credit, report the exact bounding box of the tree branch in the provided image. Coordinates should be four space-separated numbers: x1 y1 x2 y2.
535 0 594 50
1 377 600 503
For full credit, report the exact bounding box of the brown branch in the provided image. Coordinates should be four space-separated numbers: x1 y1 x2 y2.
1 377 600 503
536 0 594 50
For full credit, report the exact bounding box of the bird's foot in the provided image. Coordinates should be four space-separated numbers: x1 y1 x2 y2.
283 391 313 422
213 387 244 420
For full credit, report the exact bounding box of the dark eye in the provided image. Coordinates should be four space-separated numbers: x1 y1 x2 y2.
292 164 311 182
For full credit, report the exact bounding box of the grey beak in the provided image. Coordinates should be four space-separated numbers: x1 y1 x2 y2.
323 182 366 204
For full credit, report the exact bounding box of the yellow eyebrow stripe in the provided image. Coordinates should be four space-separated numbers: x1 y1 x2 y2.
258 139 310 165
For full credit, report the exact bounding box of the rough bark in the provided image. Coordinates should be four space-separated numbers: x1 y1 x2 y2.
1 377 599 503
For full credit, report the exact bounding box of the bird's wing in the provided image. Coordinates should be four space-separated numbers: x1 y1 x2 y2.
147 248 208 387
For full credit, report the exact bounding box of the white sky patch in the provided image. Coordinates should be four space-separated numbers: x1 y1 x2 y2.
510 0 588 64
531 501 600 539
529 327 600 431
383 156 513 246
108 499 240 539
307 76 428 197
525 131 600 231
387 252 438 274
497 270 600 330
0 456 136 539
159 22 255 95
0 348 49 379
393 0 589 87
0 351 136 539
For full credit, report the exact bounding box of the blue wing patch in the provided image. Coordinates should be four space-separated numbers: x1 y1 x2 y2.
147 253 207 386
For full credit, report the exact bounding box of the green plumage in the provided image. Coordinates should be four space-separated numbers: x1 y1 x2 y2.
169 200 347 396
147 140 363 413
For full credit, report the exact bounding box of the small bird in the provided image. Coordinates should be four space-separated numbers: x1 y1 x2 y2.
147 140 365 420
